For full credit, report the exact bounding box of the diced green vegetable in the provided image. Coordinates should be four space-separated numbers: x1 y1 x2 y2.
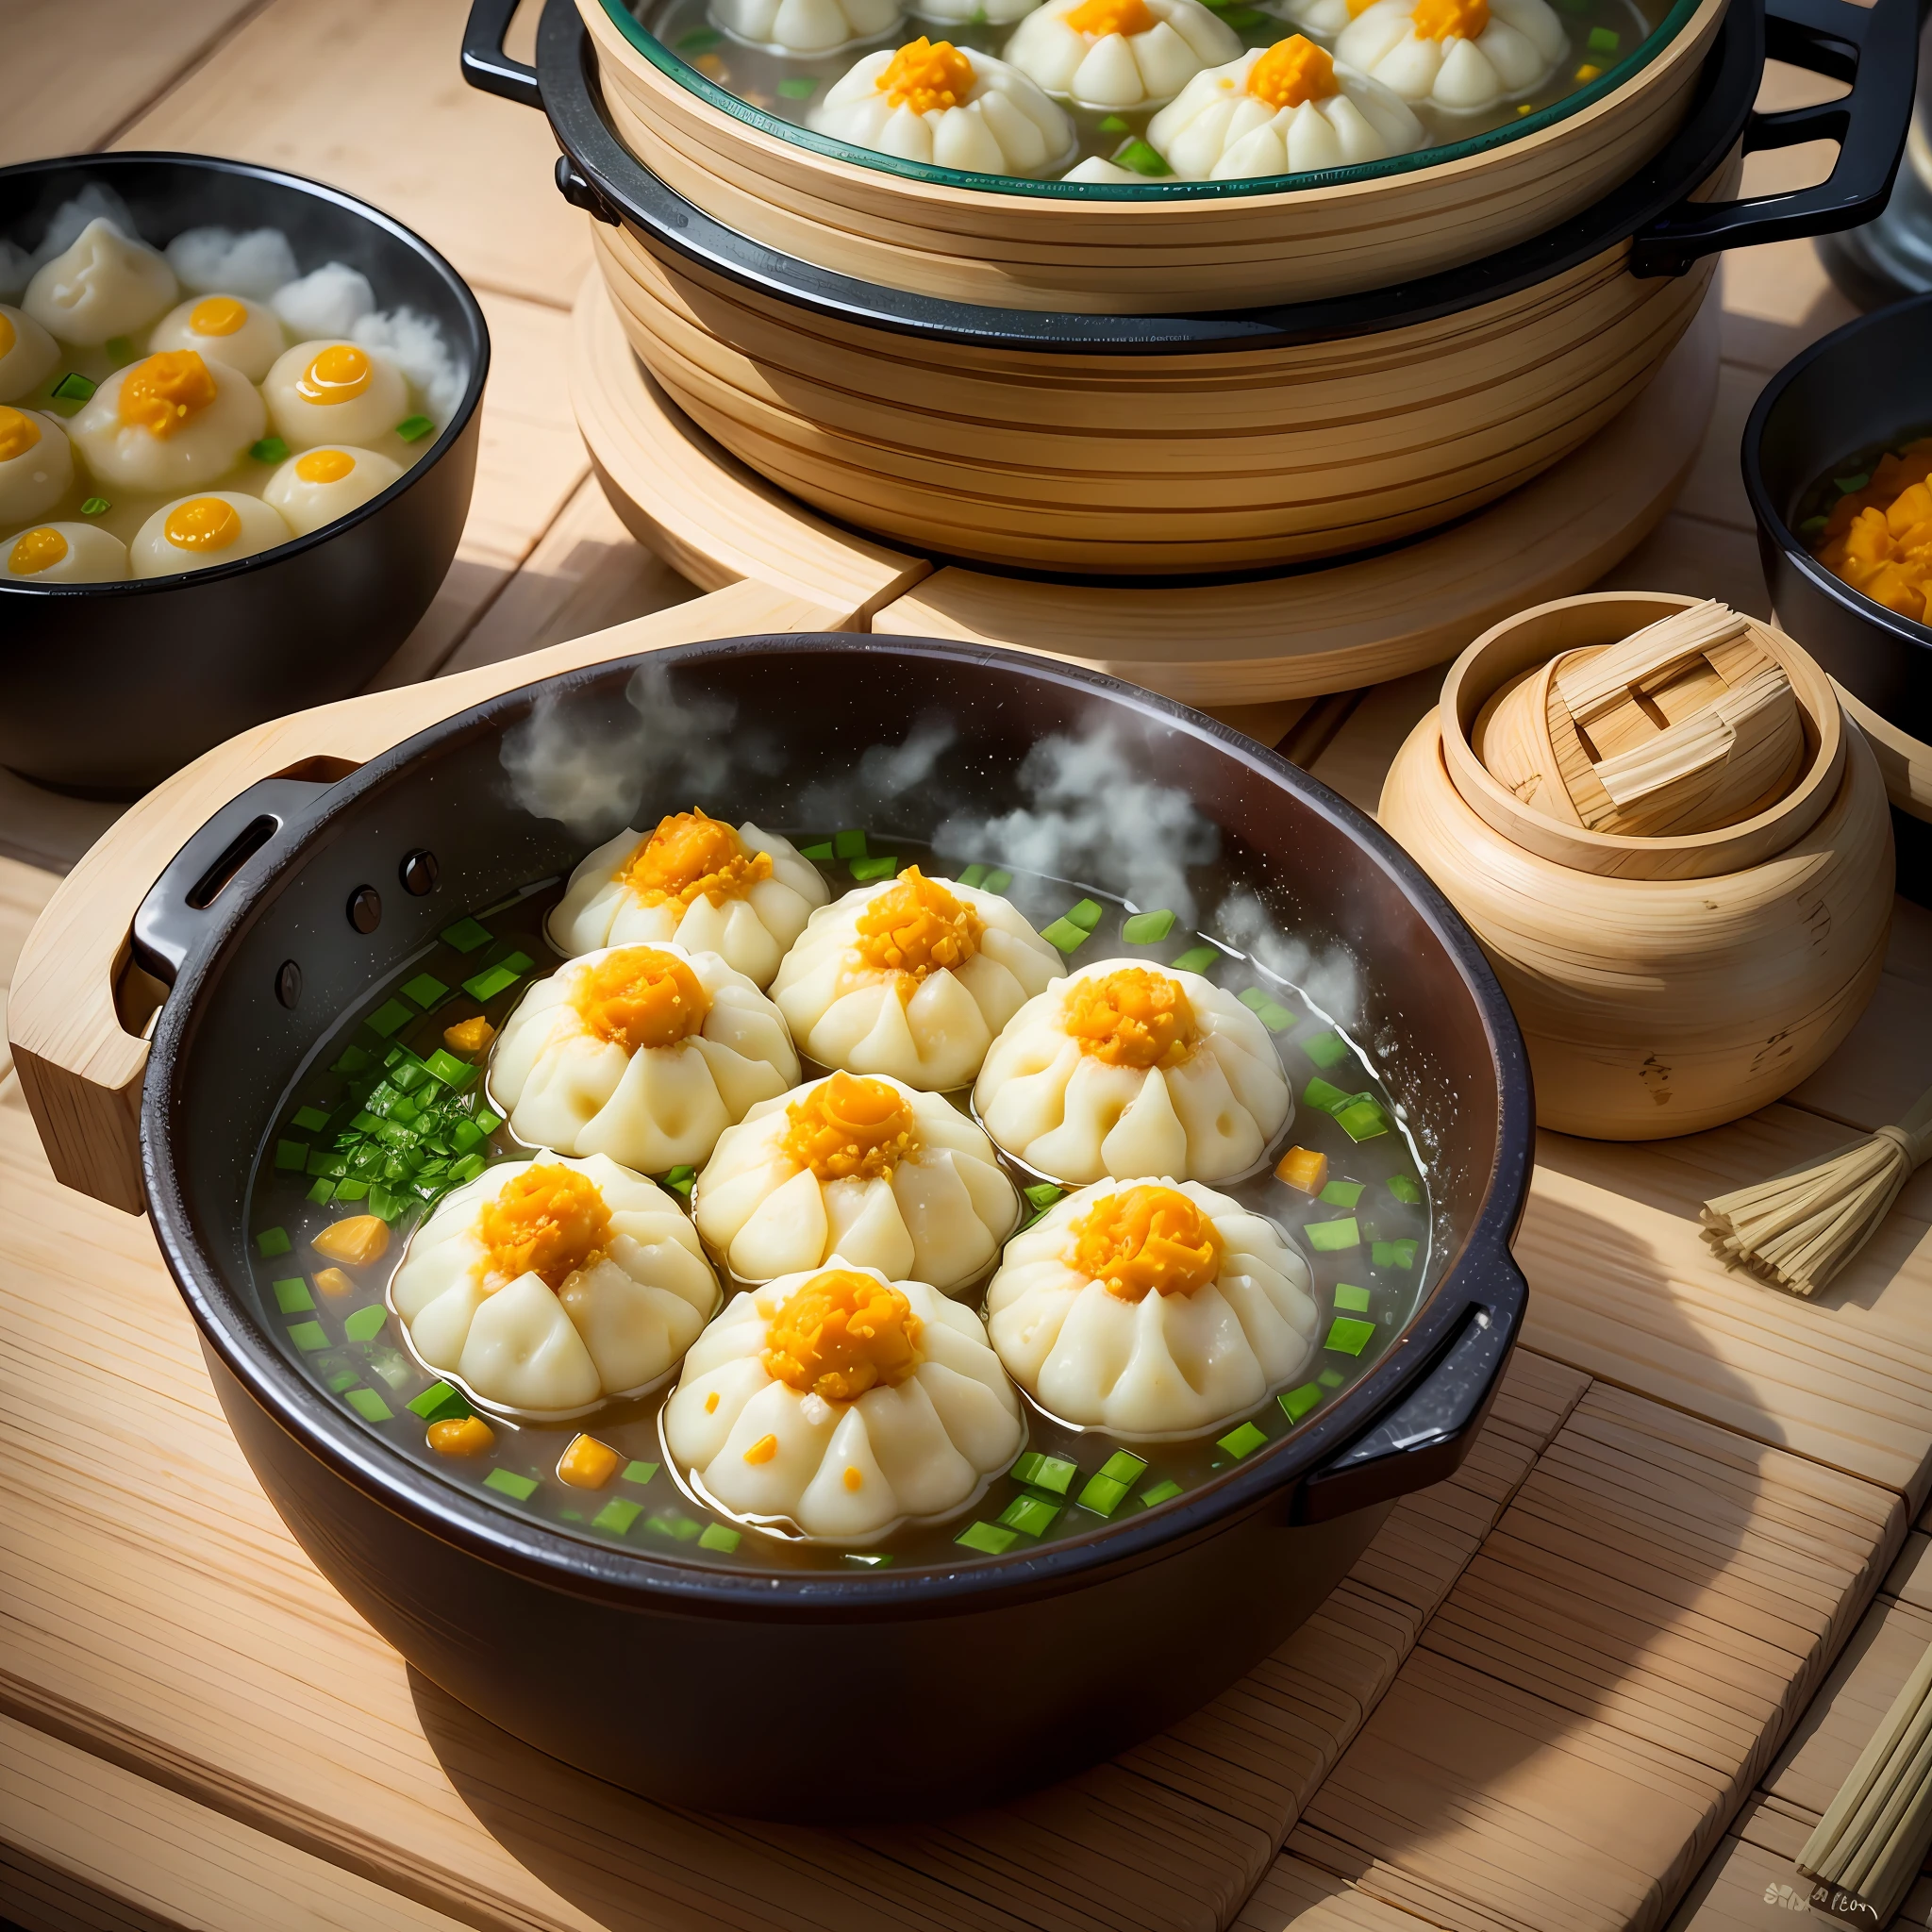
957 1521 1019 1555
395 414 435 442
621 1459 659 1486
851 855 897 881
799 841 834 861
1169 945 1220 974
275 1139 308 1172
1333 1282 1372 1313
80 495 110 515
250 435 291 466
1065 898 1105 931
1121 908 1175 944
1324 1315 1375 1357
1319 1180 1363 1208
1097 112 1132 131
327 1369 360 1391
833 827 867 858
1141 1478 1183 1507
449 1154 487 1185
1387 1174 1424 1206
1300 1028 1350 1069
1335 1099 1390 1142
593 1499 641 1534
659 1164 696 1199
1279 1383 1323 1422
307 1179 337 1206
1023 1181 1063 1212
1304 1075 1351 1114
485 1468 540 1501
1307 1217 1359 1252
335 1179 370 1202
1799 513 1830 537
1097 1450 1146 1484
698 1524 741 1552
776 74 819 96
1238 988 1295 1032
424 1048 475 1089
997 1493 1060 1537
257 1226 292 1257
291 1105 331 1133
450 1119 485 1155
1372 1238 1419 1271
1041 917 1091 954
461 964 522 1003
676 25 724 49
402 974 450 1010
288 1321 327 1352
1077 1474 1131 1517
51 372 95 403
1318 1368 1345 1388
272 1278 314 1313
367 1185 404 1223
366 997 414 1038
843 1551 892 1567
331 1045 372 1075
474 1108 502 1137
1218 1421 1268 1459
344 1305 388 1342
1111 136 1172 177
1010 1451 1077 1496
408 1381 473 1423
957 863 989 888
1587 23 1619 50
980 869 1012 894
1837 473 1871 494
441 917 492 953
646 1511 702 1541
345 1387 393 1423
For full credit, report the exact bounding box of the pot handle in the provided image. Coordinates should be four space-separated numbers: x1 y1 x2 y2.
1291 1242 1528 1524
460 0 542 108
1629 0 1921 276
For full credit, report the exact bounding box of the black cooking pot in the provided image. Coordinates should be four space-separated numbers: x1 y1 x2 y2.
0 155 488 798
460 0 1916 349
134 635 1533 1821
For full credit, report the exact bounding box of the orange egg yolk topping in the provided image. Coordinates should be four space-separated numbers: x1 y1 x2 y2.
781 1072 920 1182
853 867 983 983
478 1165 611 1291
573 946 710 1054
878 37 976 113
120 351 219 439
1248 35 1340 106
762 1269 924 1402
8 527 66 575
1067 0 1158 36
189 295 248 337
296 342 374 405
296 447 356 484
1071 1185 1224 1302
1412 0 1489 39
0 404 40 461
1817 441 1932 622
1063 967 1200 1069
620 808 772 912
164 497 243 552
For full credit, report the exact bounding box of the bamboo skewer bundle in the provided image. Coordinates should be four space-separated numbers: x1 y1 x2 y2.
1702 1086 1932 1297
1797 1631 1932 1924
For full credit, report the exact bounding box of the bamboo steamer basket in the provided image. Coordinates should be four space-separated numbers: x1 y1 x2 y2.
576 0 1727 312
1378 592 1895 1139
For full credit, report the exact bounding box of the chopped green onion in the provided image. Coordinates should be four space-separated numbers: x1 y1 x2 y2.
676 25 724 49
275 1139 308 1172
1121 908 1175 944
1836 473 1871 494
1065 898 1105 931
272 1278 314 1313
257 1226 292 1257
461 964 521 1003
697 1524 741 1552
51 372 96 403
957 863 989 888
659 1164 696 1199
1141 1478 1183 1507
80 495 110 515
646 1511 702 1541
1023 1181 1064 1211
424 1048 475 1089
1319 1180 1363 1208
1333 1282 1372 1313
408 1381 473 1423
957 1521 1019 1555
1373 1238 1419 1271
1077 1474 1131 1517
1307 1216 1359 1252
776 73 819 96
327 1369 360 1392
1097 112 1132 131
844 1552 892 1567
798 841 834 861
104 335 137 366
621 1459 659 1486
1318 1368 1345 1388
345 1387 393 1423
1324 1316 1376 1356
1304 1075 1352 1114
997 1493 1061 1537
833 827 868 858
485 1468 540 1501
1111 136 1173 176
1799 513 1830 538
593 1499 641 1534
473 1108 502 1137
291 1105 331 1133
1041 917 1091 954
334 1179 369 1202
1279 1383 1323 1422
1010 1451 1077 1495
402 973 450 1010
395 414 435 442
366 1184 404 1223
981 869 1012 894
450 1119 485 1155
850 855 897 881
441 917 492 953
366 997 415 1038
307 1178 337 1206
249 436 291 465
1586 24 1620 50
1238 988 1295 1032
331 1046 372 1075
288 1321 328 1353
1336 1099 1390 1142
1097 1450 1146 1484
1218 1421 1268 1458
1169 945 1220 974
1300 1028 1349 1069
1388 1174 1424 1205
344 1305 387 1342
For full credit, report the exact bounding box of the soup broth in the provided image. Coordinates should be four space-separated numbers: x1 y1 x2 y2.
247 836 1433 1572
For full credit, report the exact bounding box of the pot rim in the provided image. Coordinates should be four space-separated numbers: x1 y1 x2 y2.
141 632 1535 1620
542 0 1755 347
0 151 491 602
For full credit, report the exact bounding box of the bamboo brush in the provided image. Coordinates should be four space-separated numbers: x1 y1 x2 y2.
1702 1085 1932 1298
1797 1631 1932 1924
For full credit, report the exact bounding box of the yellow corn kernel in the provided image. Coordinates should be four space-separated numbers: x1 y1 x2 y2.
427 1417 494 1456
313 1266 355 1298
557 1433 624 1490
443 1014 496 1053
311 1213 391 1268
1274 1146 1329 1195
743 1432 779 1465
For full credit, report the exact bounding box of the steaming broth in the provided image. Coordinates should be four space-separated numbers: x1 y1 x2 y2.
248 840 1432 1571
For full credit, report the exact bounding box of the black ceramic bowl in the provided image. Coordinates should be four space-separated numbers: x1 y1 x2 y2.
0 155 489 798
1741 293 1932 901
131 634 1533 1822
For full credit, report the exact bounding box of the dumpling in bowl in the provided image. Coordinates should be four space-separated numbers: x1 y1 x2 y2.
693 1070 1019 1289
69 350 267 492
263 444 405 535
664 1263 1024 1540
4 522 130 583
1005 0 1241 109
712 0 903 54
1147 36 1424 177
148 291 289 383
772 865 1062 1090
130 491 291 578
391 1152 721 1417
974 959 1291 1182
263 339 410 449
915 0 1037 28
491 942 799 1173
22 217 176 346
811 39 1078 175
0 408 72 525
0 305 59 403
986 1179 1319 1436
547 809 829 990
1333 0 1567 110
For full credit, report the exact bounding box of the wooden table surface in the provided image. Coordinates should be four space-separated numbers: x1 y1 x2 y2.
4 7 1931 1932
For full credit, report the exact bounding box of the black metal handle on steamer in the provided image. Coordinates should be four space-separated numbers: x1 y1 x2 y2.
1291 1241 1528 1524
460 0 543 108
132 779 335 988
1630 0 1921 275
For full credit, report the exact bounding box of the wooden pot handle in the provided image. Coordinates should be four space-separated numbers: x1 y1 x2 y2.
10 581 851 1214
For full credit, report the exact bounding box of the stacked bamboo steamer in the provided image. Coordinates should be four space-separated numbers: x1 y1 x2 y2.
1378 592 1894 1139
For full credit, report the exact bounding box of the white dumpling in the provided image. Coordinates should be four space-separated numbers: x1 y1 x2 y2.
811 41 1078 176
23 218 176 346
987 1178 1319 1436
0 408 72 525
916 0 1036 25
0 305 58 403
130 491 291 578
1147 35 1424 177
3 521 128 583
713 0 903 52
547 811 829 991
772 866 1062 1091
69 351 266 491
974 958 1292 1183
1005 0 1241 109
262 443 404 535
665 1262 1024 1540
1333 0 1567 109
147 291 288 383
694 1070 1019 1290
491 942 800 1174
391 1151 721 1416
263 338 410 449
